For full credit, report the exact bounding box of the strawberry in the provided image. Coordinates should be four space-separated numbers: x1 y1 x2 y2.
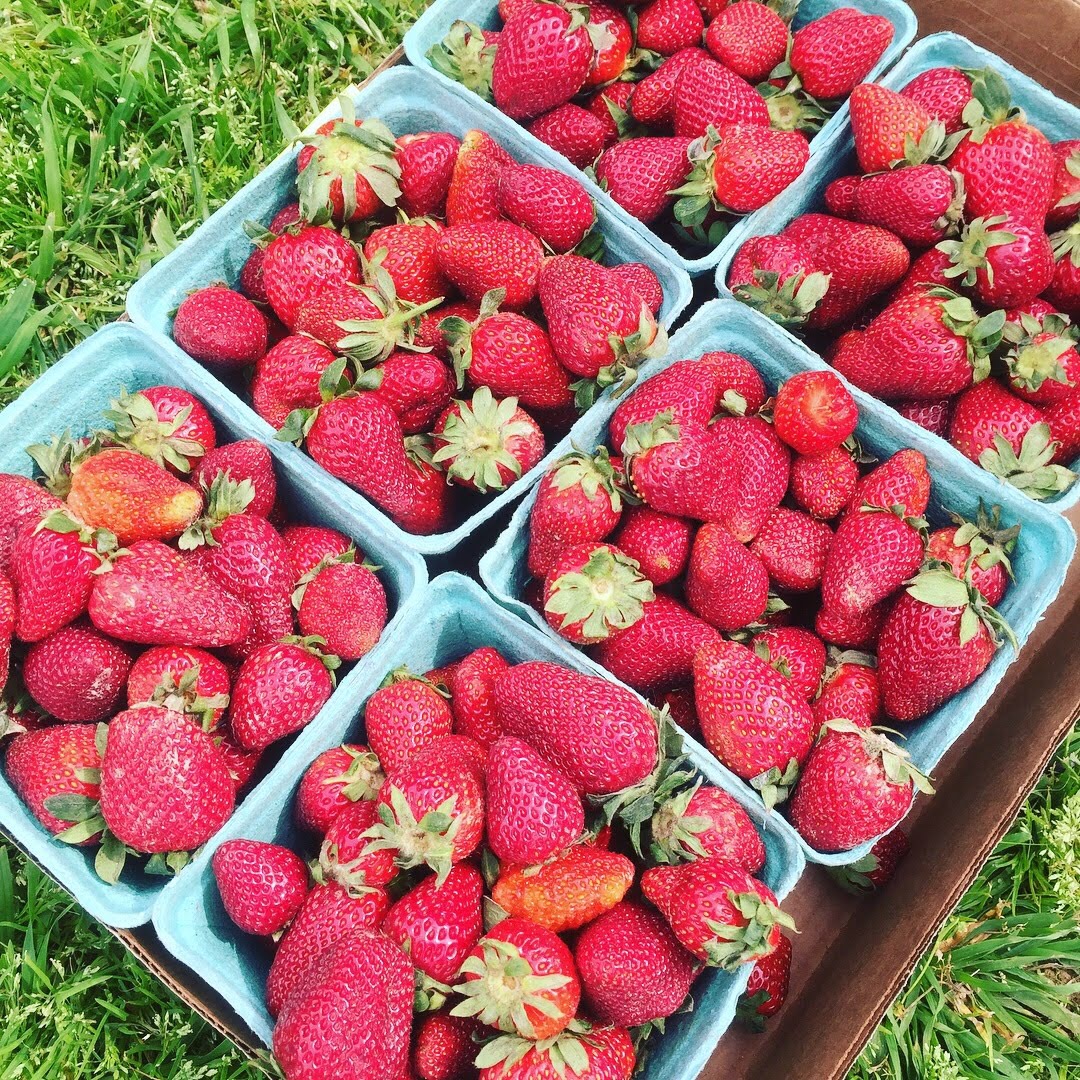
594 137 693 226
584 2 633 86
527 450 624 579
673 53 770 139
417 300 480 360
11 510 113 642
752 626 826 701
432 388 545 494
217 723 263 793
704 1 787 82
1000 308 1080 406
475 1024 635 1080
447 129 514 228
609 263 664 316
4 723 102 841
788 8 893 100
127 648 230 731
226 639 338 750
575 901 698 1027
319 799 398 891
172 286 268 368
193 440 277 518
849 83 933 175
492 4 595 120
428 20 498 104
436 222 544 310
749 506 833 593
282 524 353 580
238 203 303 305
99 706 235 863
0 474 63 575
828 828 910 893
791 446 859 519
395 131 460 218
815 603 886 651
694 638 815 804
812 656 881 730
486 736 585 863
528 104 611 170
252 335 344 429
494 661 659 796
641 856 793 968
492 845 635 933
1047 140 1080 230
364 222 451 307
266 881 391 1018
589 81 635 142
0 572 12 690
630 48 709 127
261 225 362 330
443 296 572 412
824 174 861 218
888 244 964 306
727 233 831 331
636 0 704 55
738 931 791 1028
685 523 770 632
414 1013 480 1080
538 254 665 392
896 397 953 437
295 557 386 662
879 567 1015 721
928 505 1016 606
498 163 595 253
849 164 965 247
105 385 216 475
370 351 455 435
443 648 505 749
612 507 692 586
365 673 455 777
1047 223 1080 320
849 449 931 518
650 781 765 871
789 721 933 851
543 542 652 644
23 623 131 723
212 839 309 936
383 864 484 990
900 67 972 134
453 917 581 1040
773 370 857 455
272 930 413 1080
295 743 384 835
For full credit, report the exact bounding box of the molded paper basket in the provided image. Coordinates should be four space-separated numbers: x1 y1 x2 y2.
714 32 1080 510
126 66 693 556
152 573 805 1078
479 299 1077 865
0 323 426 927
403 0 917 276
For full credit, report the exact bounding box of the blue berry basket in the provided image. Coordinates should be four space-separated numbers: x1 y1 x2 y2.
125 66 693 557
479 298 1077 865
714 32 1080 510
403 0 917 277
151 572 805 1079
0 322 426 928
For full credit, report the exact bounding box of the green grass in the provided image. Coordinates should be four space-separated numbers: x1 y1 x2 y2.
0 2 1078 1076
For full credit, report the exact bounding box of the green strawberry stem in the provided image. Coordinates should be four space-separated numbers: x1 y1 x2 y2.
178 472 256 549
948 501 1019 579
732 268 831 331
103 389 206 474
703 894 796 971
427 21 497 102
977 426 1076 502
544 547 654 641
361 786 461 885
750 758 800 811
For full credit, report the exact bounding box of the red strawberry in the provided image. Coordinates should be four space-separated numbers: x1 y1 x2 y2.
228 639 337 750
238 203 303 305
900 67 973 134
642 856 793 968
252 335 344 429
1047 223 1080 320
172 286 268 368
609 263 664 316
685 523 770 632
365 222 451 308
727 233 831 331
417 300 480 360
436 222 544 310
370 351 455 435
636 0 704 55
773 370 857 455
0 475 63 575
694 638 815 804
585 2 634 86
896 397 953 437
926 503 1016 606
107 385 216 475
849 449 931 518
282 524 353 580
752 626 826 701
476 1025 634 1080
193 440 277 518
630 48 709 127
739 931 791 1027
589 81 635 142
749 506 833 593
850 83 933 175
812 656 881 731
824 174 861 218
789 721 933 851
613 507 692 586
791 446 859 519
295 743 384 835
453 917 580 1040
414 1013 479 1080
4 723 102 841
828 828 910 893
486 736 585 863
23 623 131 723
815 603 886 651
449 647 508 748
296 558 387 661
1000 307 1080 406
888 245 963 306
446 130 513 226
395 131 460 218
789 8 893 100
595 137 693 225
212 839 309 936
575 901 699 1028
498 163 595 253
216 723 263 793
261 225 362 330
319 798 398 891
528 104 611 169
1047 140 1080 230
704 1 787 83
878 567 1014 721
673 53 770 139
364 672 454 776
651 782 765 871
849 164 965 247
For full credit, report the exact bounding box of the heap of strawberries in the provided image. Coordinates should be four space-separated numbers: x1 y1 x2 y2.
728 66 1080 500
210 654 796 1079
169 105 669 535
0 386 389 881
429 0 896 249
521 350 1021 852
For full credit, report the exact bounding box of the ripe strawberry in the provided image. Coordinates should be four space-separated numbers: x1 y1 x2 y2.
23 623 131 723
436 222 543 311
815 603 886 651
383 864 484 990
294 557 385 661
295 743 383 835
650 781 765 871
494 661 659 796
414 1013 480 1080
812 656 881 730
106 385 216 475
896 397 953 437
99 706 235 860
1047 140 1080 230
738 931 791 1027
368 351 455 435
704 1 787 82
395 131 460 218
630 48 709 127
749 506 833 593
261 225 362 330
642 856 793 968
193 440 276 517
575 901 698 1027
727 233 831 331
849 164 965 247
789 8 893 100
5 723 102 841
849 449 931 518
528 104 611 169
364 222 451 307
282 524 353 580
272 930 413 1080
252 335 344 428
850 83 933 175
789 721 933 851
216 721 263 791
227 639 337 751
594 137 693 226
1047 223 1080 320
417 299 480 360
685 523 770 632
0 475 63 575
774 371 858 455
791 446 859 519
126 647 231 731
900 67 973 134
319 798 398 893
212 839 309 936
442 650 505 750
612 507 692 586
824 174 861 218
527 450 624 579
752 626 826 701
172 286 268 368
828 828 910 893
636 0 704 55
694 638 815 804
492 845 634 933
673 53 770 139
492 4 595 120
589 80 635 142
609 263 664 316
1000 307 1080 406
927 504 1016 606
498 163 595 253
238 203 303 305
453 917 580 1040
266 881 391 1018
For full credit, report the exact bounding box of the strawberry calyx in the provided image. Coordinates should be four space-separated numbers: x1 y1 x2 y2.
276 359 381 445
975 424 1076 502
473 1021 599 1076
140 666 230 733
820 720 936 795
427 20 497 102
702 893 796 971
1051 221 1080 269
379 664 452 699
937 214 1017 287
826 848 888 895
1001 310 1077 392
670 128 724 228
925 287 1005 381
328 745 386 803
178 472 256 549
961 67 1021 143
730 267 831 331
362 785 462 885
759 76 831 136
947 501 1019 579
574 307 668 411
891 120 966 169
749 758 800 811
549 446 626 514
102 389 208 474
281 635 342 684
620 409 680 458
904 568 1017 649
649 779 715 865
544 546 654 642
443 288 506 390
26 431 106 498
